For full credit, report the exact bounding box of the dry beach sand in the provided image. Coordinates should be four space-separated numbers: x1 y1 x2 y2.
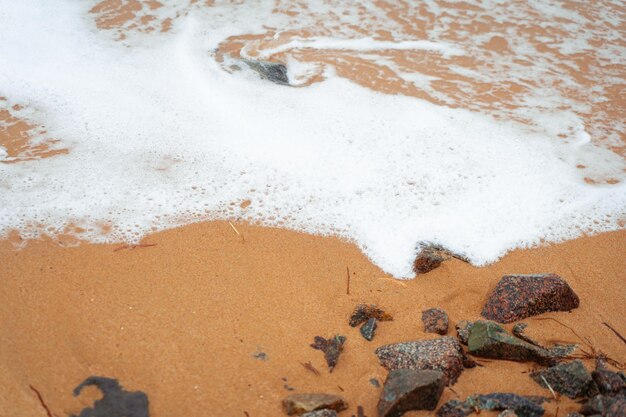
1 1 626 416
1 224 625 416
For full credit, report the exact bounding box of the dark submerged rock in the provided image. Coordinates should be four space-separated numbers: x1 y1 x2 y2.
349 304 393 327
481 274 579 323
243 60 290 85
377 369 445 417
283 393 348 415
70 376 149 417
422 308 449 335
360 317 377 341
375 336 465 385
301 410 338 417
467 320 568 365
530 360 593 398
311 335 346 372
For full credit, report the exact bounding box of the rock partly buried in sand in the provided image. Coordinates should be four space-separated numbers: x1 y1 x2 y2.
283 393 348 415
349 304 393 327
530 360 593 399
301 410 338 417
375 336 465 385
497 410 519 417
593 358 626 396
360 317 377 341
581 394 626 416
378 369 445 417
311 335 346 372
70 376 149 417
413 243 469 274
437 394 547 417
243 60 290 85
481 274 579 323
467 320 575 366
456 320 474 345
422 308 449 335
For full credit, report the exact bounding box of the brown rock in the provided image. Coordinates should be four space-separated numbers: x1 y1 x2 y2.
422 308 449 335
481 274 579 323
378 369 445 417
311 335 346 372
375 336 465 385
283 393 348 415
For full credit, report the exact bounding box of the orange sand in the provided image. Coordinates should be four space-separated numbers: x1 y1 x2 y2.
1 223 624 416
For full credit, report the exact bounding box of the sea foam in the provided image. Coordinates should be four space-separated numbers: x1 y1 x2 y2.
0 0 624 277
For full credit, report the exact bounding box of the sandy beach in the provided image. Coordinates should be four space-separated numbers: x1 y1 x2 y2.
1 1 625 416
1 224 624 416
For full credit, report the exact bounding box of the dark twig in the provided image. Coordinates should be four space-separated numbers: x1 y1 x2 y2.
29 385 53 417
603 322 626 345
299 361 321 377
346 266 350 295
113 243 157 252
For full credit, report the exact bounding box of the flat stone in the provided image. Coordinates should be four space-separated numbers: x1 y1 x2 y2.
530 360 593 398
349 304 393 327
375 336 465 385
360 317 377 341
422 308 449 335
467 321 556 365
592 359 626 396
466 393 545 417
378 369 445 417
283 393 348 415
481 274 579 323
436 399 473 417
301 410 338 417
437 394 546 417
311 335 346 372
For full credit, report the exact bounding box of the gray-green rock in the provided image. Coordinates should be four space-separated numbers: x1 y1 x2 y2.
467 320 568 365
378 369 445 417
301 410 338 417
530 360 593 398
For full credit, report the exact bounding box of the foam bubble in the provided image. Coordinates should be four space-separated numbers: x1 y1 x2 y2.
0 0 624 278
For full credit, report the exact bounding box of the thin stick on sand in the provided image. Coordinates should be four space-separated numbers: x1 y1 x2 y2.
346 266 350 295
228 221 245 243
113 243 157 252
603 322 626 345
29 385 54 417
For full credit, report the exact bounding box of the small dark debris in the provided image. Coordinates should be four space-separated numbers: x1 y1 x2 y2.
253 350 268 361
370 378 381 388
69 376 149 417
311 335 346 372
349 304 393 327
360 317 378 341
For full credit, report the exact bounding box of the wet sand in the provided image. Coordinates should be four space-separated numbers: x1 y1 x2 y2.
1 223 624 416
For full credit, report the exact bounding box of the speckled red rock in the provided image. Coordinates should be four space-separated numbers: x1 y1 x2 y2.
422 308 449 335
481 274 579 323
375 337 465 385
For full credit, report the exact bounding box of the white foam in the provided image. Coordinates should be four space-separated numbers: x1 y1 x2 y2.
247 37 465 58
0 0 624 278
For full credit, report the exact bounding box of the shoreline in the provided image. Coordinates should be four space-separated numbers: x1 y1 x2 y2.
1 222 624 416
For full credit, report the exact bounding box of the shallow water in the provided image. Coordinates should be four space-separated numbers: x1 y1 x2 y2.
1 0 625 277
